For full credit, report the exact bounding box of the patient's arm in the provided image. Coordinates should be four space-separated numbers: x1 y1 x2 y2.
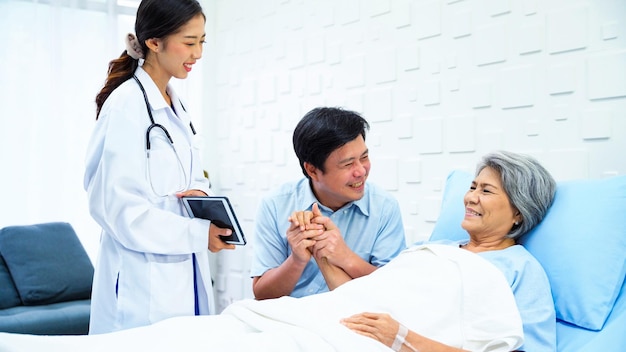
341 312 468 352
315 256 351 290
309 203 378 280
310 216 377 279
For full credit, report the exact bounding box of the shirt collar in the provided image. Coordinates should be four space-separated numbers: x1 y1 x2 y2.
134 66 171 112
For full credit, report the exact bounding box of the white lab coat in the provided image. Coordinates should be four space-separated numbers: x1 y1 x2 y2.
84 67 215 334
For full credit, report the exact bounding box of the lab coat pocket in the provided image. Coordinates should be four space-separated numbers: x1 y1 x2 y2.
146 134 186 196
148 256 194 324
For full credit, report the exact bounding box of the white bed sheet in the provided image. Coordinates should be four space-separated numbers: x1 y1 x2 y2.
0 244 523 352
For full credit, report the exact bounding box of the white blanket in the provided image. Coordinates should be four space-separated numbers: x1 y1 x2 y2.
0 244 523 352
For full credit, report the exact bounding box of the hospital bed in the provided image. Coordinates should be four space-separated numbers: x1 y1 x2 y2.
430 170 626 351
0 171 624 351
0 239 525 351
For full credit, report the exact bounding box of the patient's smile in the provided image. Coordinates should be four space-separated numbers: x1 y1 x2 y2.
465 208 481 217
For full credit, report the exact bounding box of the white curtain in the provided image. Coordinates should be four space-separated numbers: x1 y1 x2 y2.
0 0 209 261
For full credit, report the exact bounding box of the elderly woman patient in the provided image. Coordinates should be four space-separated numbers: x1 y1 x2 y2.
0 151 556 352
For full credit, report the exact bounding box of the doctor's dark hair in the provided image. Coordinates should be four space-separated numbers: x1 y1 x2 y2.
94 0 205 119
475 150 556 240
293 107 370 179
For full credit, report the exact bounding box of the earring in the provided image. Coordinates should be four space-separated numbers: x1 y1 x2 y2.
514 221 519 225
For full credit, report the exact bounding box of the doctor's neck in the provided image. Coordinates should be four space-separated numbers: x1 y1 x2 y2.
142 62 172 105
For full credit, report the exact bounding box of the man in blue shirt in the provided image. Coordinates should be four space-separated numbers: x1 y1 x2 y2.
251 107 406 299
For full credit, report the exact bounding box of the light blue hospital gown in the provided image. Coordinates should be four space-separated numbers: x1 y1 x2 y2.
478 245 556 352
422 239 556 352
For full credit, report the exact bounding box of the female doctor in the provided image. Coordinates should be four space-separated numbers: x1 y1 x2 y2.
84 0 235 334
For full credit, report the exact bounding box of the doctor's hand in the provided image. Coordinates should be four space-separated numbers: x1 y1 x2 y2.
208 223 235 252
176 189 208 198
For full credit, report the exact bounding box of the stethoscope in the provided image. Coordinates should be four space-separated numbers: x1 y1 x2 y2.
133 75 196 196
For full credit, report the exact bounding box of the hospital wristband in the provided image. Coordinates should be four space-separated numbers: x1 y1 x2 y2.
391 324 419 352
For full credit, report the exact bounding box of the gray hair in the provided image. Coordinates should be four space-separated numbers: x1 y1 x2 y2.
476 150 556 240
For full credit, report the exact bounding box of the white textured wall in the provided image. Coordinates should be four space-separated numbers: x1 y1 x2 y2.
201 0 626 311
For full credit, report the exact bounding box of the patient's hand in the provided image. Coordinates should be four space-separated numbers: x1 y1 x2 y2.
340 312 398 347
288 208 316 231
287 207 324 264
308 204 350 266
342 313 468 352
309 221 348 264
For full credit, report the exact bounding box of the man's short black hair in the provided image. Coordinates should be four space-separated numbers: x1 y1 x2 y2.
292 107 370 178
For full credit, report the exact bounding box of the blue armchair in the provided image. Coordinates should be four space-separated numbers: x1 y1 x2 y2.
0 222 93 335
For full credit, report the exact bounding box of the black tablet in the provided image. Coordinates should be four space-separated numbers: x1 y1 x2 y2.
182 196 247 245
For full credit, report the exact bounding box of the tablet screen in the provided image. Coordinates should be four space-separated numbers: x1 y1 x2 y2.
182 196 246 245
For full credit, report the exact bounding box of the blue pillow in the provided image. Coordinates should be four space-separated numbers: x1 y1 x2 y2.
430 170 626 331
520 176 626 330
429 170 471 242
0 222 94 305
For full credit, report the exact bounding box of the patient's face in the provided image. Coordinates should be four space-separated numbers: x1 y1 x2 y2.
461 167 520 239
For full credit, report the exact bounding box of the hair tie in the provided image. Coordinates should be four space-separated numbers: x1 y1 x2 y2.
125 33 144 60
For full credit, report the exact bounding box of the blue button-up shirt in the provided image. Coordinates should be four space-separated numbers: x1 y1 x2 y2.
251 178 406 297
